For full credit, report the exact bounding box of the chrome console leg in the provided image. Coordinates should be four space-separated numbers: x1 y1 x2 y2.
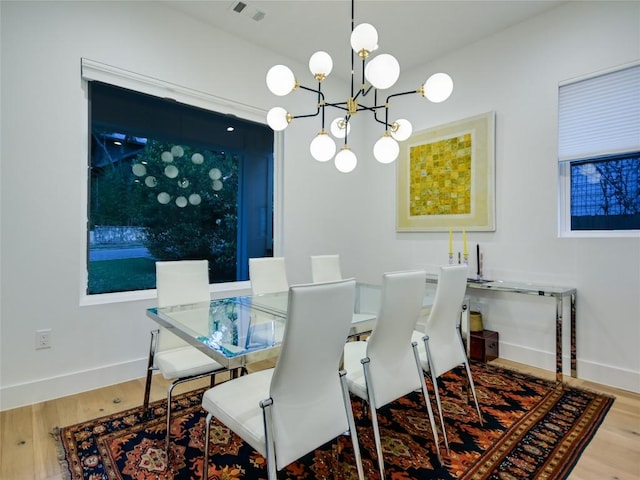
571 292 577 378
555 296 564 385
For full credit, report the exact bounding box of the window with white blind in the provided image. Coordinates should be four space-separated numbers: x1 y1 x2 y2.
558 62 640 235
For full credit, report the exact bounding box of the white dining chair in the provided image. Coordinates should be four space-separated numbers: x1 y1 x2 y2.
310 254 377 337
249 257 289 295
310 254 342 282
412 264 484 453
343 270 442 479
143 260 228 452
201 278 365 480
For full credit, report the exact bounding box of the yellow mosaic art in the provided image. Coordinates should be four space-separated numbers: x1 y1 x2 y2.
409 133 472 216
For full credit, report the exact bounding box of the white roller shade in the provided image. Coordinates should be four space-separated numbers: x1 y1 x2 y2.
558 63 640 162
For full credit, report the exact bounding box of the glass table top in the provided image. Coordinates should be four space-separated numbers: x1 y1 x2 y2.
146 283 390 366
148 297 285 362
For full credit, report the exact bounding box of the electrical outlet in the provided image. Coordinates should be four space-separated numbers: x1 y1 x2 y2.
36 329 52 349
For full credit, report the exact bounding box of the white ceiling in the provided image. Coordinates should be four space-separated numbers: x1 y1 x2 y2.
160 0 565 80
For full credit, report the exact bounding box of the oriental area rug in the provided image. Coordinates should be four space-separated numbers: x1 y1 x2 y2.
58 363 613 480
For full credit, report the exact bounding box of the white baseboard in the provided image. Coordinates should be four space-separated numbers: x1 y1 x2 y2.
500 342 640 394
0 358 148 412
2 342 638 411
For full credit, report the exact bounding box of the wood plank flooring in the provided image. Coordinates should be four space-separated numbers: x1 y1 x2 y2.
1 359 638 480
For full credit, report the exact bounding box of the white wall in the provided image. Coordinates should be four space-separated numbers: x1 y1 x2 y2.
349 1 639 391
1 0 638 411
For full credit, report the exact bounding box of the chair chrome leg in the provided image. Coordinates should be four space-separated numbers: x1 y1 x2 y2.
412 341 444 466
423 336 450 454
463 360 483 424
142 329 159 416
260 398 278 480
166 371 224 454
166 382 178 453
203 412 213 480
362 357 385 480
339 370 365 480
456 329 484 425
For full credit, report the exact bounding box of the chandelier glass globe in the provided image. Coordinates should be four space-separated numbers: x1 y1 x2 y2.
266 107 289 131
309 51 333 79
335 147 357 173
266 65 296 96
350 23 378 55
365 54 400 90
423 72 454 103
390 118 413 141
310 132 337 162
373 134 399 164
330 117 351 138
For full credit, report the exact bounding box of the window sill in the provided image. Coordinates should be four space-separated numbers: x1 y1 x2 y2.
79 281 252 307
558 230 640 239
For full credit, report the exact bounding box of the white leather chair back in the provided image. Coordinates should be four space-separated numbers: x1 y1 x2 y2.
249 257 289 295
424 265 468 377
156 260 211 351
310 254 342 282
269 278 356 470
365 270 427 407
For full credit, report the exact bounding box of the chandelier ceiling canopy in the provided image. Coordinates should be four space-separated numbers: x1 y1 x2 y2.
265 0 453 173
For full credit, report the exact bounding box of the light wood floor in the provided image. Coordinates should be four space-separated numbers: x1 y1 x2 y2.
1 359 638 480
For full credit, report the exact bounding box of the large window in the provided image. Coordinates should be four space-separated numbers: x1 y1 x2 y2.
88 81 274 295
558 63 639 234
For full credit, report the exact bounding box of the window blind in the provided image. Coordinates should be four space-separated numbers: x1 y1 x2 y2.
81 58 265 124
558 63 640 162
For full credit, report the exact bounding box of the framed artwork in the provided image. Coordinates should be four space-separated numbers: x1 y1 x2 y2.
396 111 496 232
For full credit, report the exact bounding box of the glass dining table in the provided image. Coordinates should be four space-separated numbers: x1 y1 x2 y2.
146 274 575 386
145 283 406 371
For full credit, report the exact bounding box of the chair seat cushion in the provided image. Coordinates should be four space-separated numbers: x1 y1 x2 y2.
202 368 274 457
156 347 225 380
342 341 368 400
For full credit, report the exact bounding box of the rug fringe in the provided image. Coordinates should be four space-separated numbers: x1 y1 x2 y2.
52 426 72 480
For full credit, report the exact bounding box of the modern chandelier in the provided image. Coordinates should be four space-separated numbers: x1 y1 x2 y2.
265 0 453 173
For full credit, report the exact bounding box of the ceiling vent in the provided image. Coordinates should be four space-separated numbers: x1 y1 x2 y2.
232 1 246 13
229 1 266 22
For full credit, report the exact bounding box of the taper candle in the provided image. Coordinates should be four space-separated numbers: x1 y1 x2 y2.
463 229 468 255
449 228 453 255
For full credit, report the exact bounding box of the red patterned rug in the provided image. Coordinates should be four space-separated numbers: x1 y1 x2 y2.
58 363 613 480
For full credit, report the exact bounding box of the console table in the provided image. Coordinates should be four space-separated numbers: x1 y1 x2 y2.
426 274 577 384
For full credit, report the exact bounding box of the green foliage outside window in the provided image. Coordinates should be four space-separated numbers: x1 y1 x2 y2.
131 141 239 280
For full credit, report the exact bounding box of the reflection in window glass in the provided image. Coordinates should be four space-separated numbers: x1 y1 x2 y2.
570 154 640 230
